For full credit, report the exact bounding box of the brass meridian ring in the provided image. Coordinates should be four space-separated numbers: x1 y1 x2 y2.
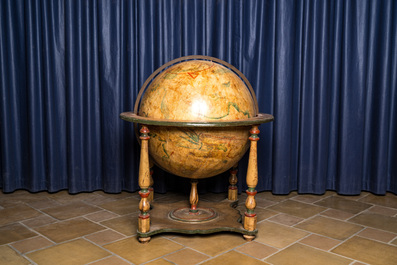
133 55 259 116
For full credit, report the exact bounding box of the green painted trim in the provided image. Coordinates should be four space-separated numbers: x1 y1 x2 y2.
120 112 274 127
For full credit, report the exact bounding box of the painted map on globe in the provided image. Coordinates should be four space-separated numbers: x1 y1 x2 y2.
138 60 256 179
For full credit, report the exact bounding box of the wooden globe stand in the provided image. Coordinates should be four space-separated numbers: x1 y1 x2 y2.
125 122 270 243
120 55 273 243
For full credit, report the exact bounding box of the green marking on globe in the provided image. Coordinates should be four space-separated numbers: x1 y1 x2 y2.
214 68 232 74
222 81 230 87
150 83 160 92
204 102 251 119
164 73 177 79
216 144 227 152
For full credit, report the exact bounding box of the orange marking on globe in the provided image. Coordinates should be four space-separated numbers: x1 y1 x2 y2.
188 72 199 79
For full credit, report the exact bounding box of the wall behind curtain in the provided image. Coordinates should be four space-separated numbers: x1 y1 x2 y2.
0 0 396 194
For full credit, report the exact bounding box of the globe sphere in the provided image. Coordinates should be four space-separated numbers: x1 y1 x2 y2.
139 60 256 179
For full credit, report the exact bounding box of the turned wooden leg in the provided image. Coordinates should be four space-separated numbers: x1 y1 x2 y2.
138 126 151 243
244 125 260 240
189 180 199 213
228 163 238 201
148 159 154 202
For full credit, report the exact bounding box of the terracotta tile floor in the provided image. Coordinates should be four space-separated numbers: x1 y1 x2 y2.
1 190 397 265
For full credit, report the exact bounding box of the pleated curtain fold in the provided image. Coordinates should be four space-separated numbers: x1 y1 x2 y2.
0 0 396 194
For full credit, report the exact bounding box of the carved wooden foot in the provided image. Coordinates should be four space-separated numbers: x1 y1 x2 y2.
138 237 151 244
243 235 256 241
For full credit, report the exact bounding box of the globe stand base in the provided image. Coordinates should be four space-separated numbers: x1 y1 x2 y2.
137 199 257 241
169 207 217 223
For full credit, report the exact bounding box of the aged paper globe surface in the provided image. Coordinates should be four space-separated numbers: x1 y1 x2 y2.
139 60 256 179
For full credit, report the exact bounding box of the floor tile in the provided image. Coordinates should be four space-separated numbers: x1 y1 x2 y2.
27 198 61 210
0 223 37 245
0 190 48 208
26 238 110 265
46 191 101 204
34 218 106 243
268 200 325 219
255 198 277 208
332 236 397 265
235 241 278 259
41 201 101 220
358 193 397 209
315 196 372 214
99 198 140 215
349 212 397 233
103 191 137 200
255 192 297 202
299 234 341 251
255 221 308 248
236 205 278 221
82 192 123 206
164 248 209 265
358 227 397 243
255 207 279 221
320 209 355 220
10 236 53 253
266 243 351 265
295 216 363 240
85 229 126 245
366 205 397 216
89 256 131 265
21 214 57 228
268 213 304 226
291 194 326 204
104 236 183 264
0 245 31 265
172 233 245 256
201 250 269 265
0 204 42 226
85 210 119 222
100 214 138 236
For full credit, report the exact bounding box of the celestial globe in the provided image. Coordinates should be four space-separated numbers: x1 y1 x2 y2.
138 59 257 179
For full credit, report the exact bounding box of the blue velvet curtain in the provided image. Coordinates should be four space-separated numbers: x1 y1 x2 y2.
1 0 396 194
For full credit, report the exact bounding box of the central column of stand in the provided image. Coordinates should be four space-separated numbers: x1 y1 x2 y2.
169 179 217 222
189 180 199 213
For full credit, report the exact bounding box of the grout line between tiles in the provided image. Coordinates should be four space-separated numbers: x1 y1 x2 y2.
139 243 186 265
86 254 134 265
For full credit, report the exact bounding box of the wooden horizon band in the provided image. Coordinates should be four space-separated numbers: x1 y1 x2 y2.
138 126 151 240
244 125 260 236
228 163 238 201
